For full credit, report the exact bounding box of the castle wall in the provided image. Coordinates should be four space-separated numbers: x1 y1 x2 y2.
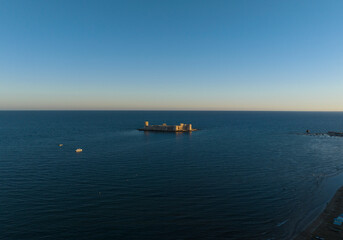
143 122 194 132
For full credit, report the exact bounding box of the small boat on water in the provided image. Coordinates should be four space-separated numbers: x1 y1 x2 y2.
328 132 343 137
75 148 83 152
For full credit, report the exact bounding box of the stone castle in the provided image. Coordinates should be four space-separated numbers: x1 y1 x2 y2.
139 121 195 132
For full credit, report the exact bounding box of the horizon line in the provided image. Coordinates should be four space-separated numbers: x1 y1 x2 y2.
1 109 343 112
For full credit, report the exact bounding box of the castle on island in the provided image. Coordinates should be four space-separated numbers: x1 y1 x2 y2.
138 121 196 132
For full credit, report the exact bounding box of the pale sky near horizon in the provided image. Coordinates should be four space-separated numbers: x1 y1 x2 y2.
1 0 343 111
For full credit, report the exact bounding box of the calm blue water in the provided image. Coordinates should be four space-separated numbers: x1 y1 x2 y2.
2 111 343 239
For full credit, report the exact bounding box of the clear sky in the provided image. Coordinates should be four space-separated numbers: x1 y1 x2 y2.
1 0 342 110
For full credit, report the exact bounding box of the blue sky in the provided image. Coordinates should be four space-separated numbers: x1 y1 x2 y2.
1 0 342 110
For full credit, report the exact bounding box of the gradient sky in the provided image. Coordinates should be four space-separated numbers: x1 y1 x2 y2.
1 0 343 110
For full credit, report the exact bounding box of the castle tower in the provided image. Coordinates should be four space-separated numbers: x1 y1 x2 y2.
145 121 149 127
186 124 192 131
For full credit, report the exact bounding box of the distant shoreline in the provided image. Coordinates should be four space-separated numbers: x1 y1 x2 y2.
295 186 343 239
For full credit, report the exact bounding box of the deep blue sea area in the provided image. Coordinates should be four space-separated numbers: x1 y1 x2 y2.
2 111 343 239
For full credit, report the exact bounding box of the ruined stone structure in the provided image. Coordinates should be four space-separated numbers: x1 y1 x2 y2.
139 121 196 132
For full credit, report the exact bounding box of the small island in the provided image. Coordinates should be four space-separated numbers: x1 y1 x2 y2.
138 121 197 132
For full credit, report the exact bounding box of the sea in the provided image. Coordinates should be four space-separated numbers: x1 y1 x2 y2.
2 111 343 240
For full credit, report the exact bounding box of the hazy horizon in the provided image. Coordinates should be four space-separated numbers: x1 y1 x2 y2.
3 109 343 112
1 0 342 111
